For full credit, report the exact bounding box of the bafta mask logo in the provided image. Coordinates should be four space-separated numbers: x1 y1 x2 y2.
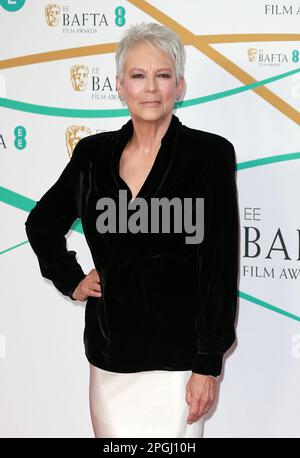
70 65 89 91
248 48 258 62
45 4 61 26
65 126 91 158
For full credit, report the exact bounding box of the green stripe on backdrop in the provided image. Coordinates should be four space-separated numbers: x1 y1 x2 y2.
1 152 300 322
1 150 299 213
0 67 299 117
1 151 299 234
238 291 300 322
0 186 83 234
237 151 300 170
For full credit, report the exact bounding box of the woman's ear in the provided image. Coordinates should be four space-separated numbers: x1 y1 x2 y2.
116 75 124 101
176 76 185 101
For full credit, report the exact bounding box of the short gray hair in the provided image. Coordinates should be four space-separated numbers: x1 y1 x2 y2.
115 22 186 85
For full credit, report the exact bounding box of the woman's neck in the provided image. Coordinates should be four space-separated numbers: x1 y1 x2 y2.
129 112 172 155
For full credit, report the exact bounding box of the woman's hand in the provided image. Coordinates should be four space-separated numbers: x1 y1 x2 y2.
185 373 218 424
71 268 102 301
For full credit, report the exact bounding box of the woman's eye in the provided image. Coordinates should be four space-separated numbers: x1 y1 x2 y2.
131 73 170 79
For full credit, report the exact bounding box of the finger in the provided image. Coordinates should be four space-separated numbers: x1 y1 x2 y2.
81 283 102 297
87 288 102 297
187 401 199 423
187 396 210 423
90 282 102 292
196 388 210 410
197 402 210 417
208 381 217 403
82 275 102 291
90 269 100 282
185 388 192 406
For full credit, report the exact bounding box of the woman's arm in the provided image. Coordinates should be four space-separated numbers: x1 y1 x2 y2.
25 139 87 300
191 139 240 376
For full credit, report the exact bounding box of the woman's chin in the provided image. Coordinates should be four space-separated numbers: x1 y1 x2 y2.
132 109 171 122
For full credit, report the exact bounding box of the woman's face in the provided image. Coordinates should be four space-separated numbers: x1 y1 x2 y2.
116 41 184 123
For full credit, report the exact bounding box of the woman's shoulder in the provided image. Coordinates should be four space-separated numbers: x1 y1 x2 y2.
178 121 236 172
75 128 119 150
180 122 234 151
71 128 122 164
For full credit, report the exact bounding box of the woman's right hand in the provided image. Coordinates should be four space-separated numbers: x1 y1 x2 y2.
71 268 102 301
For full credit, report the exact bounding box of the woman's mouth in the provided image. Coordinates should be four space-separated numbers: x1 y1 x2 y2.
141 101 161 105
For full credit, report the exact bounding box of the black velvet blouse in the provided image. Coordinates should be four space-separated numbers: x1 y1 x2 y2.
25 114 239 376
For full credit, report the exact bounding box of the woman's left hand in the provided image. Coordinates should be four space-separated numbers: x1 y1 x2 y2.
185 373 218 424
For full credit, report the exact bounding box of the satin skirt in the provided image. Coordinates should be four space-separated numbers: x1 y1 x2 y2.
89 363 204 438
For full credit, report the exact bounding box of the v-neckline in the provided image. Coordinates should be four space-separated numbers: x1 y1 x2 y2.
112 114 180 203
119 142 160 202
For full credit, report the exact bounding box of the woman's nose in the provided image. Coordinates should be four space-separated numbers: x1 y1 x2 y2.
145 76 157 92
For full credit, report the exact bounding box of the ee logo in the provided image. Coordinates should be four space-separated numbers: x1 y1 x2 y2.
115 6 126 27
0 0 26 11
14 125 26 150
292 50 299 63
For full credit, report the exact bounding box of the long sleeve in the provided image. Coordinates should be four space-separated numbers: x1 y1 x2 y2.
25 139 87 300
191 140 239 376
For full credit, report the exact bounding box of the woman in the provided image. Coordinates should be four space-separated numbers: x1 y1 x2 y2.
25 22 239 438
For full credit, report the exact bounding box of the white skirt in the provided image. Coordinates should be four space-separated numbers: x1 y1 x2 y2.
89 363 204 438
